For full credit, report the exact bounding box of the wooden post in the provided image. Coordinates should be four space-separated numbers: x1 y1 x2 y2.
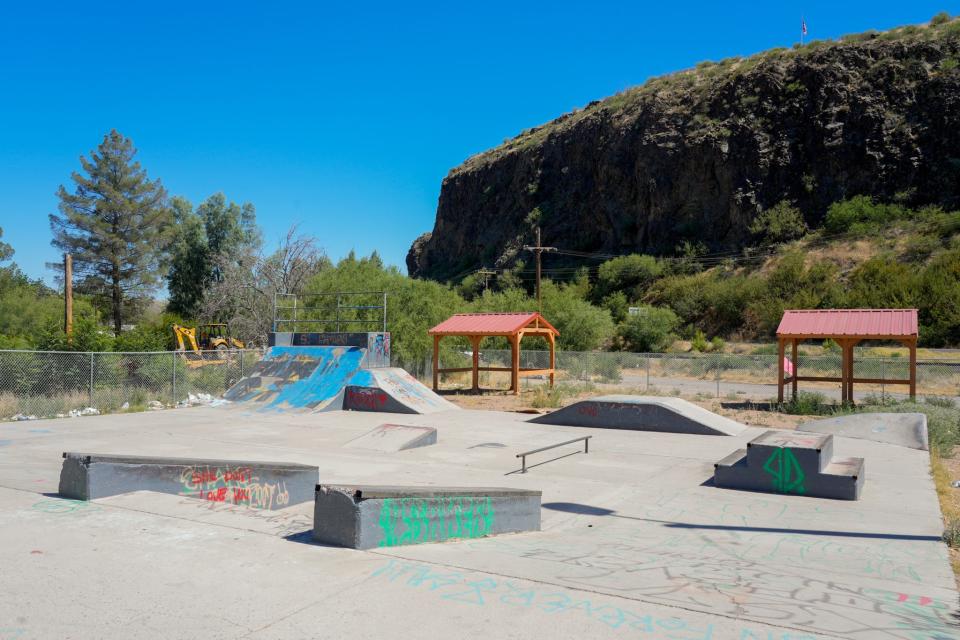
848 340 857 404
64 254 73 343
777 337 785 403
791 338 798 400
510 333 520 395
909 339 917 400
547 332 556 388
470 335 481 392
840 340 853 405
432 334 440 391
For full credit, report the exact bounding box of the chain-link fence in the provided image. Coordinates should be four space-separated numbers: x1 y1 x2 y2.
422 349 960 401
3 347 958 421
0 349 264 420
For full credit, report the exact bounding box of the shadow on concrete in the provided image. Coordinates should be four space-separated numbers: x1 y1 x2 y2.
542 502 615 516
504 451 583 475
283 530 344 548
542 501 942 541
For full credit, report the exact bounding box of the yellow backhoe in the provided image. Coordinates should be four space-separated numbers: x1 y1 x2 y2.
172 324 244 367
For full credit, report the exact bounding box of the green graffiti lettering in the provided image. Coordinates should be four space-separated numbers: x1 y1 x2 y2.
377 496 496 547
763 447 806 495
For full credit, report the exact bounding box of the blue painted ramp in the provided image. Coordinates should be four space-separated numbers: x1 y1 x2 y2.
224 346 369 412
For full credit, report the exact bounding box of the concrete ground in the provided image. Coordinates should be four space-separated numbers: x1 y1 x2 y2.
0 404 957 639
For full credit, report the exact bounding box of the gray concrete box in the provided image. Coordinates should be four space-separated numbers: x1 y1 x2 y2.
714 431 864 500
59 452 318 510
313 485 541 549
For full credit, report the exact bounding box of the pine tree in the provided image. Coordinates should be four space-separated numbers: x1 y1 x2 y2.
50 130 173 334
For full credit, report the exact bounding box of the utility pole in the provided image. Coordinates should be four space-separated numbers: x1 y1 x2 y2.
476 268 496 292
64 253 73 344
522 227 556 312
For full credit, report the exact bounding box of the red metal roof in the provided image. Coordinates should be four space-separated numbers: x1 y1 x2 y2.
776 309 918 338
429 312 559 335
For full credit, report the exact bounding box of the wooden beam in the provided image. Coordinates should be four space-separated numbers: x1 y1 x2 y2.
912 342 918 399
548 332 556 388
791 338 798 401
432 334 440 391
509 334 520 395
777 337 785 403
470 335 482 392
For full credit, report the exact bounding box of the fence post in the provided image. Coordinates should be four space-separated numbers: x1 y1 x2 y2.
881 358 885 401
88 352 94 408
646 355 651 391
239 350 244 379
171 351 177 406
716 366 720 398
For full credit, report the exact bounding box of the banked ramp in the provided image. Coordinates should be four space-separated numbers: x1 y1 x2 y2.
223 343 455 415
529 395 746 436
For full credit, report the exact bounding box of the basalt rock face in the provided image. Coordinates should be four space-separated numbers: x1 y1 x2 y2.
408 29 960 280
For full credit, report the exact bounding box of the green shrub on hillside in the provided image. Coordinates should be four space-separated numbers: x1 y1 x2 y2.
750 201 808 244
824 196 908 233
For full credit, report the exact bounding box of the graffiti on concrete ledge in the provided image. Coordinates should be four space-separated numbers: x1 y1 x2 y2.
179 465 290 510
378 496 495 547
763 447 806 495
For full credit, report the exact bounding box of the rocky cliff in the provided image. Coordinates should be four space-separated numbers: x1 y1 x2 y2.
408 20 960 280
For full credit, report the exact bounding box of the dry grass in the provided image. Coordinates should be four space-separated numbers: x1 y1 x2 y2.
933 449 960 585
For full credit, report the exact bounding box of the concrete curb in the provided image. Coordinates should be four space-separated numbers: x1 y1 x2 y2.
58 452 318 510
313 485 541 549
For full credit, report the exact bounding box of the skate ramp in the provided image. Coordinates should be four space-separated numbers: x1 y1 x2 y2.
223 346 366 412
344 424 438 452
343 368 459 415
529 395 746 436
798 412 928 450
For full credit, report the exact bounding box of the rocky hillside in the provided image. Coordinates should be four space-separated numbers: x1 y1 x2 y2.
408 17 960 280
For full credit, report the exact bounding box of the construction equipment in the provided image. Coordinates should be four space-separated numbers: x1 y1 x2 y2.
172 324 244 367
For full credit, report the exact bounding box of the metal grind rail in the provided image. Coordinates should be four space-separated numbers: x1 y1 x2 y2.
516 436 591 473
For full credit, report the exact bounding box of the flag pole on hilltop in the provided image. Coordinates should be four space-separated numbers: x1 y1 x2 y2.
801 16 808 46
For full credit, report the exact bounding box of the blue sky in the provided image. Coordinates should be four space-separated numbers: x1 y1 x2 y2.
0 1 954 286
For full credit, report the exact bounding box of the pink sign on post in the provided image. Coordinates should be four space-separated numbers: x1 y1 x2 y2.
783 357 795 376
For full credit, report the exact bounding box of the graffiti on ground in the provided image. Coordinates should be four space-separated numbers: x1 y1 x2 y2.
478 535 958 639
370 559 824 639
179 466 290 510
31 497 101 515
378 496 495 547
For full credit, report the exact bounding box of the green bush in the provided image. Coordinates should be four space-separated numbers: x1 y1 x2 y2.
690 330 709 352
781 391 835 416
823 196 908 233
749 201 808 244
943 519 960 548
931 12 952 26
616 306 678 352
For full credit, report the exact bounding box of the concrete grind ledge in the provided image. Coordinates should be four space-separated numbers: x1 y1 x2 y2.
313 484 541 549
58 452 318 510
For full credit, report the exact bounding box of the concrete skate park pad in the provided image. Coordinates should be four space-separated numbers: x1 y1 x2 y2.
344 424 438 452
313 485 541 549
799 412 929 450
4 406 957 639
714 430 865 500
529 395 746 435
58 452 318 509
343 368 459 414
